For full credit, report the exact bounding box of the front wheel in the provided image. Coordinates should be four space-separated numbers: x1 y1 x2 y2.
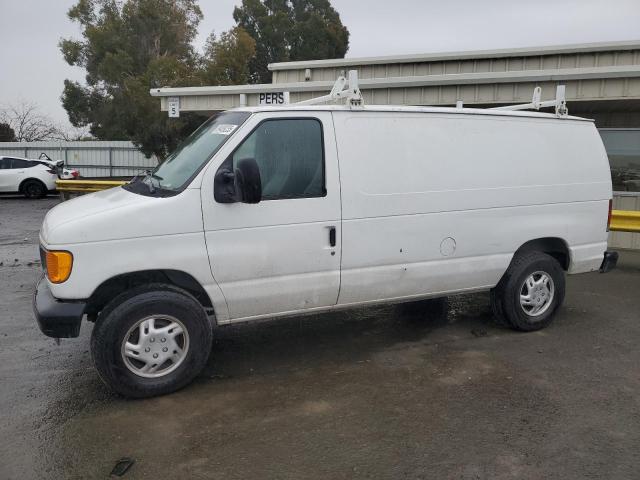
490 252 565 332
91 284 212 398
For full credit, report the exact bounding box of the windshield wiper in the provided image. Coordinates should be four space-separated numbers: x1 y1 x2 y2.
149 173 163 193
129 171 146 184
139 171 163 194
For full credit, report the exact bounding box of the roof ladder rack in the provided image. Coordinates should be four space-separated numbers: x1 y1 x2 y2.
491 85 568 117
294 70 363 107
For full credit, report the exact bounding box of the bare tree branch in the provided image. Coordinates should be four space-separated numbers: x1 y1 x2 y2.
0 101 68 142
50 124 92 141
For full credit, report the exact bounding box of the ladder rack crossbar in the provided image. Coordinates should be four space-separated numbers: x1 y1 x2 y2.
491 85 568 117
293 70 363 107
289 70 568 117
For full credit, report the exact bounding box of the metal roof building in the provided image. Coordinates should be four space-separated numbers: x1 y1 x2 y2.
152 40 640 126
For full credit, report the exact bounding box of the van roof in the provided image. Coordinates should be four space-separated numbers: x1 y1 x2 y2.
231 104 592 122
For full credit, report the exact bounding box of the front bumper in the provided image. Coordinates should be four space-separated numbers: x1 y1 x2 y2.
33 276 86 338
599 251 619 273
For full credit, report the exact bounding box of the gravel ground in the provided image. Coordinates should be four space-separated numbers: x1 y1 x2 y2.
1 195 639 479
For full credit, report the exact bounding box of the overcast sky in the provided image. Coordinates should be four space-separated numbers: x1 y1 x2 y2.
1 0 639 131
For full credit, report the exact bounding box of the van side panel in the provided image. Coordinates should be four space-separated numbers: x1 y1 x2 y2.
333 111 611 305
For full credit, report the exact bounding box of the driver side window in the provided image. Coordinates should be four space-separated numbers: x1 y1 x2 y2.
232 118 325 200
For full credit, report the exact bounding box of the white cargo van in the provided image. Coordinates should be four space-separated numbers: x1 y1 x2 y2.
33 80 617 397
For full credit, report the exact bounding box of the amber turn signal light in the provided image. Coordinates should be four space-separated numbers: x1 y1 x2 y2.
46 250 73 283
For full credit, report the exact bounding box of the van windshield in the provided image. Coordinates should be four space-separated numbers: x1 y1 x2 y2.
126 111 251 196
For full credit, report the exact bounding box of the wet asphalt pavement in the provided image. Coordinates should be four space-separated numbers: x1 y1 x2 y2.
1 195 639 479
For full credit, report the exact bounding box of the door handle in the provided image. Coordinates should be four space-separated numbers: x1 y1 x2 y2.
329 227 336 247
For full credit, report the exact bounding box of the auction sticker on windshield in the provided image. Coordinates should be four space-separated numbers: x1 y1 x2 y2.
212 124 238 135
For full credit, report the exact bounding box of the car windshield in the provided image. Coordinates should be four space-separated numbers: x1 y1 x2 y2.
127 111 251 196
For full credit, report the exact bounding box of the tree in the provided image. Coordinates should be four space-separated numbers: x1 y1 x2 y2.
233 0 350 84
60 0 208 159
55 124 94 141
0 123 16 142
202 27 256 86
0 101 62 142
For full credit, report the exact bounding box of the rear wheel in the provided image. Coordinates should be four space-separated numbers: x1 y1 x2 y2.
91 284 212 398
22 179 46 199
490 252 565 332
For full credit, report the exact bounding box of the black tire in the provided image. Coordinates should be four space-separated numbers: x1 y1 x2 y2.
22 179 47 199
91 284 212 398
489 289 509 327
490 252 565 332
398 297 448 320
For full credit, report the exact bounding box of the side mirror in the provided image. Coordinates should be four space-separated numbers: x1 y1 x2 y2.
214 167 236 203
214 158 262 204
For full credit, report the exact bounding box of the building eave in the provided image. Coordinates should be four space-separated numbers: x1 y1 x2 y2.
150 65 640 97
268 40 640 71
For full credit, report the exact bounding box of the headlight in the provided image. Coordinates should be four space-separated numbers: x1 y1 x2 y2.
44 250 73 283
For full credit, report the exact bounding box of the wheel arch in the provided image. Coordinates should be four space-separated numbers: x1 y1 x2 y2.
19 177 46 192
85 269 213 320
514 237 571 271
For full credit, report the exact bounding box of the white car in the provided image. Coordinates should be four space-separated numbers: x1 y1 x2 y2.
34 99 616 398
0 156 58 198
